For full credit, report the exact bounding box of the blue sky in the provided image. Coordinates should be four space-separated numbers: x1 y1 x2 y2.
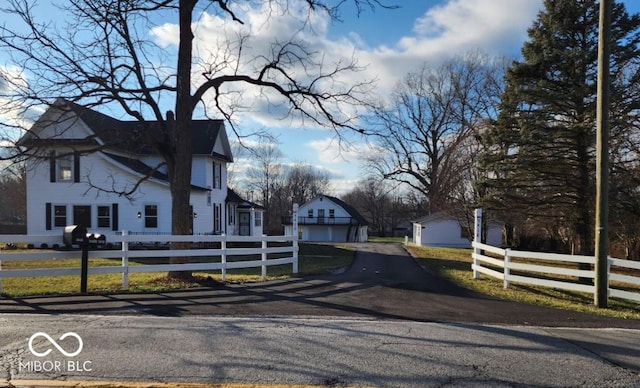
2 0 640 195
245 0 640 193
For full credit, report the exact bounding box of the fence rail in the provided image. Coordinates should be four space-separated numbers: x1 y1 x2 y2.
472 209 640 304
0 232 299 293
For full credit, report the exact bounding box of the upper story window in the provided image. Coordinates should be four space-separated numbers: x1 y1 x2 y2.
58 155 72 181
308 209 313 218
329 209 335 218
49 151 79 183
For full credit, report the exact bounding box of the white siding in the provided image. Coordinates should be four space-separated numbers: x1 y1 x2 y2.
415 218 502 248
191 156 208 188
32 108 94 141
295 195 366 242
298 197 351 219
26 150 217 235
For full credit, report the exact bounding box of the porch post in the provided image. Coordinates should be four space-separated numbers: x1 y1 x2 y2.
250 207 255 236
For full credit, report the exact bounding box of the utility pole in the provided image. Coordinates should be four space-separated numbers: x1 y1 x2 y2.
594 0 611 308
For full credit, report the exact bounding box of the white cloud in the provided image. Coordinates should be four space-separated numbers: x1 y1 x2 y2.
150 0 544 128
148 0 545 186
0 65 41 137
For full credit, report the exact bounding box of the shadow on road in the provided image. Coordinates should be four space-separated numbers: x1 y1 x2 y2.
0 243 639 328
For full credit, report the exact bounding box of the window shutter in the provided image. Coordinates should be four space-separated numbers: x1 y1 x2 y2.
112 203 119 231
74 152 80 182
49 152 56 182
45 203 52 230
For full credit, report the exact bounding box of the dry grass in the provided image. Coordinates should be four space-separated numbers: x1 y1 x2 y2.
407 245 640 320
0 243 354 297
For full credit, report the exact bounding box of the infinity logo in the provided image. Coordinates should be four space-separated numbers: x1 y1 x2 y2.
28 332 83 357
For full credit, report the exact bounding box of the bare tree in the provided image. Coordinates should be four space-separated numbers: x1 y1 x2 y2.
0 164 26 225
364 53 504 214
267 162 330 233
244 136 284 232
0 0 388 276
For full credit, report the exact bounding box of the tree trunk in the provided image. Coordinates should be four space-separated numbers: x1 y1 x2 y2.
168 0 196 280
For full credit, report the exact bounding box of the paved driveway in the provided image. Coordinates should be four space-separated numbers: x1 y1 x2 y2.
0 243 638 328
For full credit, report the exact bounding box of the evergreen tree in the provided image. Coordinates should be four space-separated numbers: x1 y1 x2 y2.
480 0 640 255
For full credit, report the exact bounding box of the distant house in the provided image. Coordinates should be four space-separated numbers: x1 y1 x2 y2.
412 213 502 248
18 98 263 236
225 188 264 236
283 195 368 242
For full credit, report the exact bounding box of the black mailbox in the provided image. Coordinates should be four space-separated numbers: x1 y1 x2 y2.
63 225 87 246
86 233 106 247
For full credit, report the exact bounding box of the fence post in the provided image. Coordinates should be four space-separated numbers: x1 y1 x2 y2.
504 248 511 289
221 233 227 282
292 203 299 274
606 255 611 298
261 234 267 281
121 230 129 289
473 208 483 279
0 255 3 294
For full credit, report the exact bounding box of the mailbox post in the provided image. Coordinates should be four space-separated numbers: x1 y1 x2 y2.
63 225 89 293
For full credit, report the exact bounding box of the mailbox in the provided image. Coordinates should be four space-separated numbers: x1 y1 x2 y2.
86 233 107 248
63 225 87 246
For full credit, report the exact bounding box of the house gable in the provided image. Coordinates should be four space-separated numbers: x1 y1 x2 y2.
298 195 368 225
288 194 368 242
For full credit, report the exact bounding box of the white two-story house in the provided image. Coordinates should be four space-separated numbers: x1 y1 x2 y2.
18 98 263 237
283 195 368 242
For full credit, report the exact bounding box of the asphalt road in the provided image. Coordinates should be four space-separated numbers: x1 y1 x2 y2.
0 243 638 328
1 315 640 387
0 243 639 387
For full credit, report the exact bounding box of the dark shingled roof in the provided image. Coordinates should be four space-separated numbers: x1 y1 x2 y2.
103 152 208 191
22 99 230 161
226 188 264 209
323 195 369 226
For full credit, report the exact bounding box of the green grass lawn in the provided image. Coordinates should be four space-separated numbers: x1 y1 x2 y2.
0 243 355 297
406 245 640 320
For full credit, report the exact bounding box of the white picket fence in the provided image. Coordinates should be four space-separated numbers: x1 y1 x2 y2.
472 209 640 303
0 232 299 293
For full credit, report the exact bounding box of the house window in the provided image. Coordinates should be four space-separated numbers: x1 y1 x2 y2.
308 209 313 218
213 203 222 233
97 206 111 228
255 212 262 227
58 155 72 181
329 209 335 218
145 204 158 228
228 204 234 225
54 205 67 227
207 188 212 206
212 162 222 189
